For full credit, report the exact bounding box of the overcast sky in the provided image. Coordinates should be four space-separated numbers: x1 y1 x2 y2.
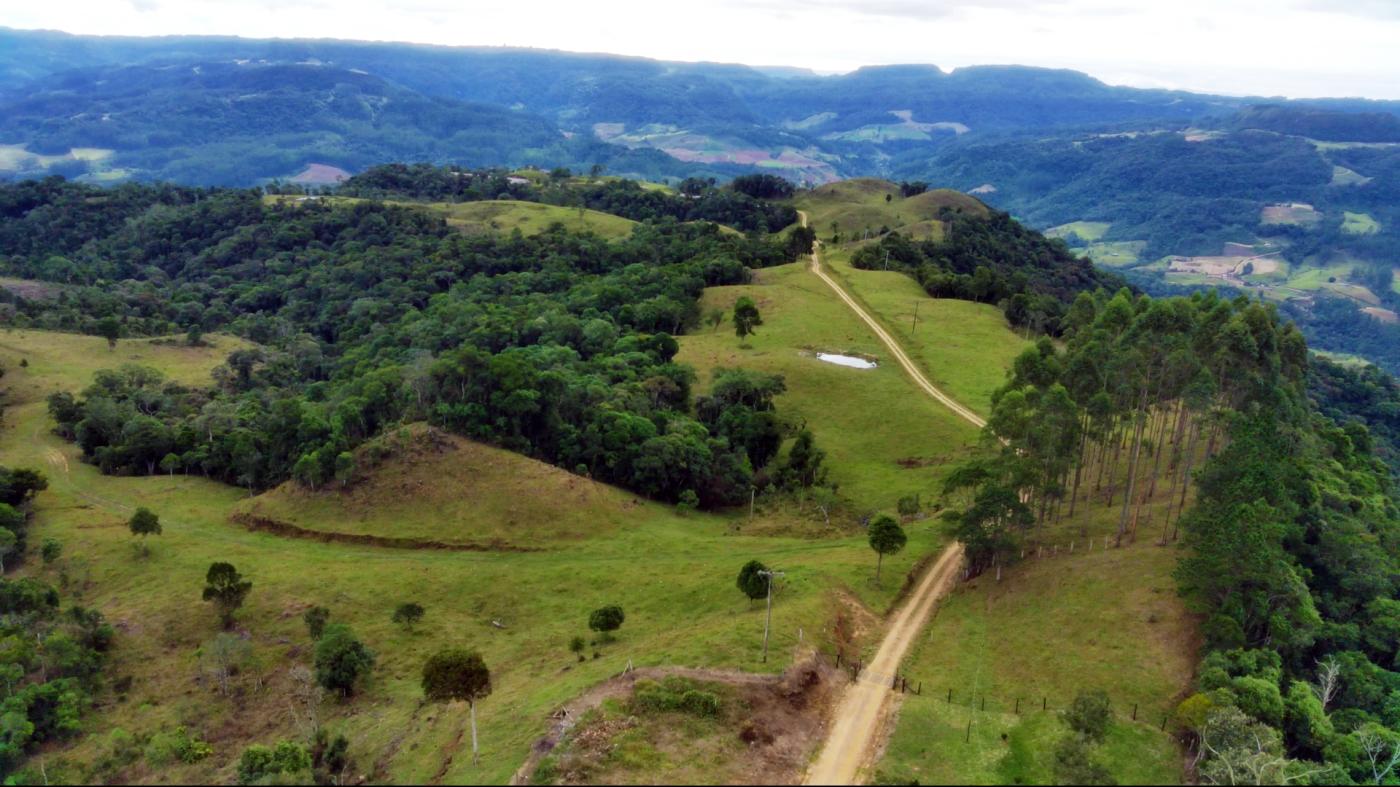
8 0 1400 99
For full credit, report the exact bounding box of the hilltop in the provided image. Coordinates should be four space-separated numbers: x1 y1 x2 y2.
235 424 673 548
795 178 988 241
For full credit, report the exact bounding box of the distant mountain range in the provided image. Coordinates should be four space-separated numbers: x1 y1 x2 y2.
4 27 1400 372
4 26 1400 188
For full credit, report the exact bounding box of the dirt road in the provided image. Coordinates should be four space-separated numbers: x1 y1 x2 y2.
805 542 964 784
799 214 986 430
796 211 977 784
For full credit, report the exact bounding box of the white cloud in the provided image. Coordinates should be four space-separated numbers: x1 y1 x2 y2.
7 0 1400 99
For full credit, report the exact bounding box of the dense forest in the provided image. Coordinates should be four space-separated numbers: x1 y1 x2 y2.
0 177 815 507
946 286 1400 782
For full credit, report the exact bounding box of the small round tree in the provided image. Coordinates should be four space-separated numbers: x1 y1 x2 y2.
314 624 375 697
737 560 769 602
129 507 162 557
422 649 492 765
96 316 121 350
202 562 252 628
868 515 907 585
733 297 763 342
392 602 425 632
40 538 62 565
588 605 625 642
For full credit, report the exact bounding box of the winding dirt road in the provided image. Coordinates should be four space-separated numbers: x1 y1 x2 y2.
801 219 986 430
798 212 978 784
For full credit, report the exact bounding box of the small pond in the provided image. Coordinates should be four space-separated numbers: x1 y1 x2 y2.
815 352 878 369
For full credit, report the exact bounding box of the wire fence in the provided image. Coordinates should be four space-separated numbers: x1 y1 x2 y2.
827 651 1177 737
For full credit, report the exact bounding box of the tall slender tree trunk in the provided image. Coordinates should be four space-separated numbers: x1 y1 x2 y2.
1116 387 1150 545
470 700 480 765
1069 413 1091 517
1145 405 1171 499
1172 417 1202 541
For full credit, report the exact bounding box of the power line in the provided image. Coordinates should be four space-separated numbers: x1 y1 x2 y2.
758 569 785 663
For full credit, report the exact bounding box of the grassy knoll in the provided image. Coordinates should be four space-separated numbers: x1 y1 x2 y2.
1331 165 1372 186
1045 221 1110 242
1286 262 1361 290
676 262 983 513
794 180 988 242
0 329 953 785
237 425 690 547
1342 211 1381 235
264 195 639 239
876 420 1199 785
816 246 1031 418
1085 241 1147 268
430 200 638 239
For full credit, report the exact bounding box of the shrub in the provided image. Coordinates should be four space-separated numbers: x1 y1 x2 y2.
237 740 312 785
680 689 721 717
1064 690 1113 742
144 726 212 767
632 678 721 717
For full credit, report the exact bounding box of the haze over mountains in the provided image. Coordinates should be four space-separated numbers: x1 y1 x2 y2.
3 26 1399 187
4 26 1400 373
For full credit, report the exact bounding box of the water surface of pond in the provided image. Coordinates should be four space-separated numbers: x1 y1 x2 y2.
816 353 877 369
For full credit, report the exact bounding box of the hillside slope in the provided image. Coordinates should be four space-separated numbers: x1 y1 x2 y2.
236 425 666 547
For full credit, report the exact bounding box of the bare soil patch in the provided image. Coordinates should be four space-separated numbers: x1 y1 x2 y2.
516 659 843 785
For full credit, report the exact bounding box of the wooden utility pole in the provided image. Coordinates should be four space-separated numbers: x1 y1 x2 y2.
759 569 785 663
911 300 920 334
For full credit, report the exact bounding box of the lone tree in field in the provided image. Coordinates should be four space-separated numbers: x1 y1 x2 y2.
202 562 252 628
588 605 625 642
392 602 425 632
868 515 907 584
737 560 769 602
96 316 121 350
422 649 493 765
129 507 161 556
733 297 763 342
315 624 375 697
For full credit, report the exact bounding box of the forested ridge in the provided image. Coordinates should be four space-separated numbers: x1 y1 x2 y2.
0 175 814 507
335 163 799 234
849 210 1123 334
943 285 1400 782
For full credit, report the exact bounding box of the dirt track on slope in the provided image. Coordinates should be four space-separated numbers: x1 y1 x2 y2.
797 211 974 784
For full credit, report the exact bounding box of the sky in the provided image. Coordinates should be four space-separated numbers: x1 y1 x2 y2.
7 0 1400 100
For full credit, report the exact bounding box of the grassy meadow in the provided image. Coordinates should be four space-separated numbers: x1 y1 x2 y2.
676 261 985 513
0 318 956 784
875 412 1201 785
793 179 988 243
815 246 1030 418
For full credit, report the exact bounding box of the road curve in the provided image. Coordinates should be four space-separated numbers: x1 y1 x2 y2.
797 210 976 784
799 213 986 430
